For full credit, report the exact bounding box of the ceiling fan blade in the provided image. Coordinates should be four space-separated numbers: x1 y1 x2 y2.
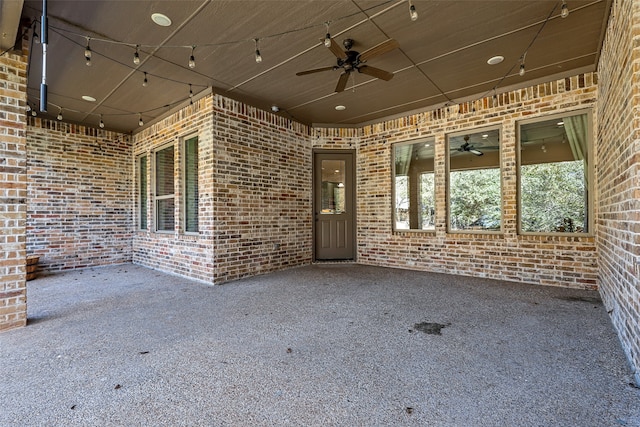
296 66 335 76
469 149 484 156
358 65 394 81
335 72 349 93
357 39 399 62
320 38 347 59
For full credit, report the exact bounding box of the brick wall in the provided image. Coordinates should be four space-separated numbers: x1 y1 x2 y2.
133 94 215 283
26 119 133 270
132 93 312 284
315 73 599 290
0 40 28 331
212 95 312 283
596 0 640 384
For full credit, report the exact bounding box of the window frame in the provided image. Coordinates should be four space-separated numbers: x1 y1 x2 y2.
516 109 594 236
446 126 503 234
391 137 436 233
136 153 148 231
153 143 176 234
182 133 199 235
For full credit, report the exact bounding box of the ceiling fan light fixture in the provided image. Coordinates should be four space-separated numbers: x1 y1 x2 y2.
151 13 172 27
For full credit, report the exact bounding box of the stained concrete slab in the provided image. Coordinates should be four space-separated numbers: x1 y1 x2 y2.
1 263 639 426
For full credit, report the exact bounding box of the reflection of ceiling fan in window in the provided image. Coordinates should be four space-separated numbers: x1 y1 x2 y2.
459 136 484 156
296 38 399 93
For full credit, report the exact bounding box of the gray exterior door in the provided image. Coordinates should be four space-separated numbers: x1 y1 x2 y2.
314 151 355 260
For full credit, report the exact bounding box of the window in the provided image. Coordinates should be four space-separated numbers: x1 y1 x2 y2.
155 145 175 232
518 112 591 234
448 128 501 232
393 139 435 231
137 155 148 230
183 135 199 233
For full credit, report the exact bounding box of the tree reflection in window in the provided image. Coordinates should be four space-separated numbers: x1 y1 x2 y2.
448 129 501 232
519 113 589 233
393 139 435 230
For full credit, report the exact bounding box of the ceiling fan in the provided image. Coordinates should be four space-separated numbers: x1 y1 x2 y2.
459 136 484 156
296 38 399 93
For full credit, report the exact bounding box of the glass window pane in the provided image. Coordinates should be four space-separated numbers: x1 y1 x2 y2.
138 155 147 230
157 198 175 231
156 146 174 197
448 129 501 231
155 145 174 232
184 136 199 233
393 139 435 230
321 160 345 214
419 172 435 229
519 113 589 233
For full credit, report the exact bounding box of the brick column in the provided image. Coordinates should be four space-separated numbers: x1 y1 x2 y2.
0 38 28 331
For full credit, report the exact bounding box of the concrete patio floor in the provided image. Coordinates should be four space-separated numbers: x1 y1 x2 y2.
1 263 639 426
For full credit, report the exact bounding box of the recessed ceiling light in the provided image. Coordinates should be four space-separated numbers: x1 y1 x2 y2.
487 55 504 65
151 13 172 27
82 95 96 102
335 105 346 111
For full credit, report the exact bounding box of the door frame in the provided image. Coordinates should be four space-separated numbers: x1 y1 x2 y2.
312 149 357 261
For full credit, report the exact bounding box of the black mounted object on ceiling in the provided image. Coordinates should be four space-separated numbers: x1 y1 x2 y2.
40 0 48 112
296 38 399 93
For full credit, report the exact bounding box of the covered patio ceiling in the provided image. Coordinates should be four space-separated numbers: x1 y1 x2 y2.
3 0 612 133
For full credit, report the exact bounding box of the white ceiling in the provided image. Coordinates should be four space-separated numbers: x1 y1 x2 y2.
5 0 612 133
